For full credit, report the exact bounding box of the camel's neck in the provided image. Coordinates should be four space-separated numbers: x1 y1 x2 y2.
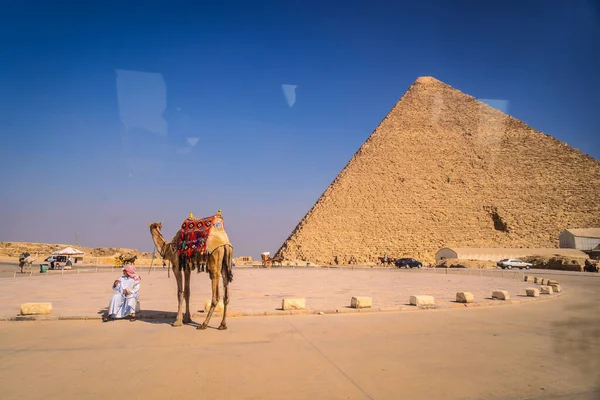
150 229 168 258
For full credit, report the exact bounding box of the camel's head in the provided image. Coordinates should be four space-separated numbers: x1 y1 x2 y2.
148 222 163 232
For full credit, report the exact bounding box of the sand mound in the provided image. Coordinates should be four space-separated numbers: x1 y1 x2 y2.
522 254 587 272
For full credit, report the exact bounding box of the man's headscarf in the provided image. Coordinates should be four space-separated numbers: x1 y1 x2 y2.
123 265 141 281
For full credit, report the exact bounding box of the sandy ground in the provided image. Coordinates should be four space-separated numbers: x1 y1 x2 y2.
0 270 598 400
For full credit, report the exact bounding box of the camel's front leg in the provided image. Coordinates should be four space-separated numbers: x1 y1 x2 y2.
198 275 220 330
172 266 184 327
183 267 192 324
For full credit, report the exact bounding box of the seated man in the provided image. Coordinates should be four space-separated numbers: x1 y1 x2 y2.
104 265 141 322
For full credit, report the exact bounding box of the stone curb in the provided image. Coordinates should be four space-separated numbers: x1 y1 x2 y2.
0 293 563 322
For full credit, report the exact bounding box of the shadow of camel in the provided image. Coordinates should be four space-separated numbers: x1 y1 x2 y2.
97 308 223 329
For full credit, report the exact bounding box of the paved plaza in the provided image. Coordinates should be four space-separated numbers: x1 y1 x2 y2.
1 268 598 400
0 266 550 320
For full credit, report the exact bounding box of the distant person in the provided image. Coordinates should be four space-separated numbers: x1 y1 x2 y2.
383 253 388 264
104 265 141 322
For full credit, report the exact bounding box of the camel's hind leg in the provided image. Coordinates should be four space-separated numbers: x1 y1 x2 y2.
198 273 220 330
198 248 225 330
183 266 192 324
218 279 229 330
218 246 233 330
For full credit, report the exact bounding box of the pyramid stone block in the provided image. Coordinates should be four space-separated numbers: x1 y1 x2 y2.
540 286 554 295
274 77 600 265
409 295 435 306
456 292 474 303
550 284 561 293
20 303 52 315
350 296 372 309
492 290 510 300
526 288 540 297
282 298 306 310
204 300 224 313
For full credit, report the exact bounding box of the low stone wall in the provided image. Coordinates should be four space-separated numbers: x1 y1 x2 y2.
436 259 498 269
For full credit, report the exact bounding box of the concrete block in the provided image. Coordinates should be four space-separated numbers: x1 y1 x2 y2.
540 278 547 285
524 275 533 282
409 295 435 306
540 286 553 295
456 292 474 303
204 300 224 312
350 296 372 309
549 284 561 293
282 298 306 310
492 290 510 300
525 287 540 297
533 277 540 284
547 280 559 286
20 303 52 315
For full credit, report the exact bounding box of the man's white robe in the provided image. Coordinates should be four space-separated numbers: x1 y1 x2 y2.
107 276 140 319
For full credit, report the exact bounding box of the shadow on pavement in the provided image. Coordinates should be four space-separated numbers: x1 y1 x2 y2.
551 299 600 395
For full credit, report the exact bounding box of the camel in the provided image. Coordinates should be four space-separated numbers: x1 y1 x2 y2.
149 215 233 330
261 253 272 268
271 255 284 266
18 253 36 273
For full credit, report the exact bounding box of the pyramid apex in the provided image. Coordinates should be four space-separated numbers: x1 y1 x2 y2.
414 76 442 85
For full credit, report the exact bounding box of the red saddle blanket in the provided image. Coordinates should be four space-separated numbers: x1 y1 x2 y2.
177 215 220 257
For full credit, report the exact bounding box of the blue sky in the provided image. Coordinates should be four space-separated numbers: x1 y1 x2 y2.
1 0 599 258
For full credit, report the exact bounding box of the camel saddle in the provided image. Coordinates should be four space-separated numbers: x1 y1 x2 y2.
177 214 230 257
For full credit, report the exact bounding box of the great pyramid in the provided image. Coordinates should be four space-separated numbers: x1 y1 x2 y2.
275 76 600 264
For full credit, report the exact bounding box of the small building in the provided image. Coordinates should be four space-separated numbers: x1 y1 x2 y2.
233 256 253 265
559 228 600 252
435 247 588 263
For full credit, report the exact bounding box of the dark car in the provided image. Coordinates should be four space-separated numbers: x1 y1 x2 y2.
395 258 422 269
584 260 599 273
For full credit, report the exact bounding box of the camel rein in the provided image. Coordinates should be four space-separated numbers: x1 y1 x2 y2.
147 245 157 275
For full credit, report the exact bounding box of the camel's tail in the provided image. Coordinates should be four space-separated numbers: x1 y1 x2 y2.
222 245 233 284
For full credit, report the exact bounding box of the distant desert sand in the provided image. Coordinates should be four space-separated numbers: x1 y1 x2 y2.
0 241 158 266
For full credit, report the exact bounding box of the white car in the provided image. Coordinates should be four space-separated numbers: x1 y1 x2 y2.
496 259 532 270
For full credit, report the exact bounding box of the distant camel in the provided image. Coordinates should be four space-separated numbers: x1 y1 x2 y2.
271 255 284 266
18 253 36 273
261 254 283 267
